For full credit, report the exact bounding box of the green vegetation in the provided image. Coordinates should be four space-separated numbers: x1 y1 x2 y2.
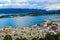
3 35 12 40
15 38 20 40
1 11 60 18
15 36 28 40
0 12 42 18
3 33 60 40
47 22 58 27
43 33 60 40
47 22 53 27
31 37 38 40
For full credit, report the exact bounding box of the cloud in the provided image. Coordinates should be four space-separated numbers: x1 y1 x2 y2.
6 0 11 3
47 0 60 3
15 0 28 2
34 0 46 2
0 0 60 10
8 3 39 9
0 4 3 6
0 0 11 3
45 3 60 10
0 4 9 7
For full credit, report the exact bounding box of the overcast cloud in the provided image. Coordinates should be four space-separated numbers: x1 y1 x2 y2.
0 0 60 10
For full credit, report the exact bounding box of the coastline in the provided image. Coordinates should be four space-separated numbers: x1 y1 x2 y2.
0 18 59 40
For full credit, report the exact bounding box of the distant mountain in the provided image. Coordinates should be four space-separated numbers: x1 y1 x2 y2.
55 10 60 14
0 8 60 14
0 8 47 14
0 9 60 18
47 10 60 14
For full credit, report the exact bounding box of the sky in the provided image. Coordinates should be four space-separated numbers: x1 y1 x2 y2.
0 0 60 10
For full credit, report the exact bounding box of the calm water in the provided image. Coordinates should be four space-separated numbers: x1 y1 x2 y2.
0 14 60 28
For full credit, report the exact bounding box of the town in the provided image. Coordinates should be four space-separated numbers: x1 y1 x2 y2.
0 18 60 40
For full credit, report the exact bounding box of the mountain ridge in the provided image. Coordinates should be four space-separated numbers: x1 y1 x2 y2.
0 8 47 14
0 8 60 14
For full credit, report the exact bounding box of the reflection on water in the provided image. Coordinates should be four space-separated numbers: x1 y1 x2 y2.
0 14 60 28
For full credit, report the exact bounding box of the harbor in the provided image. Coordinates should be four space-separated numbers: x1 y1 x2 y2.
0 18 60 40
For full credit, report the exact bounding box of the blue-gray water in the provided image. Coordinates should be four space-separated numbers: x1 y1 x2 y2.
0 14 60 28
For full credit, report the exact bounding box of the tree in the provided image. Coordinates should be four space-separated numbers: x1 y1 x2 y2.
47 22 53 27
44 33 55 40
31 37 38 40
56 33 60 40
3 35 12 40
39 38 43 40
22 37 28 40
15 38 20 40
15 37 28 40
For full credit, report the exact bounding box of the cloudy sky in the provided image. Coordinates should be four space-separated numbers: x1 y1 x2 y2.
0 0 60 10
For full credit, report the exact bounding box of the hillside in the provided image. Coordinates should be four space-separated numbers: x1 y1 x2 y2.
0 8 47 14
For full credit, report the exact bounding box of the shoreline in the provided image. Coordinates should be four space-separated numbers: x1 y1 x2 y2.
0 18 59 40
